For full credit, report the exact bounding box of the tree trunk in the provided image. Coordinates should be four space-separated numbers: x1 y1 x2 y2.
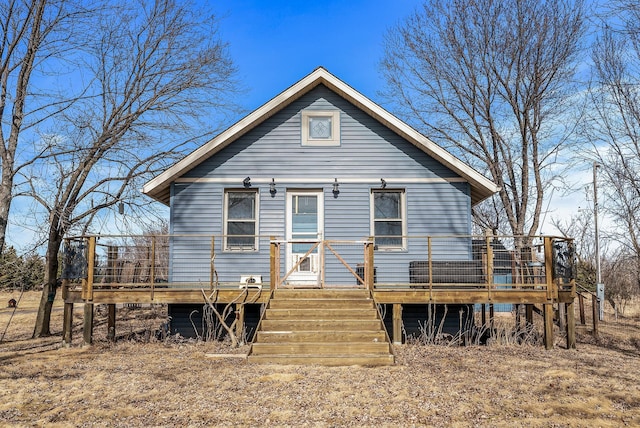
33 230 62 338
0 177 12 255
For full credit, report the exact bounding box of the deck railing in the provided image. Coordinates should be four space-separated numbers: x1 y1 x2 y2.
61 234 575 300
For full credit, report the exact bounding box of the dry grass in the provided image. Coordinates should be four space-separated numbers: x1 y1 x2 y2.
1 291 639 427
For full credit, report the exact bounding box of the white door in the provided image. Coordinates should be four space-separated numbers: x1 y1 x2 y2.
286 191 323 286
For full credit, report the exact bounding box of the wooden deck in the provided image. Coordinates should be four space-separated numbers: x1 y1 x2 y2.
60 234 578 356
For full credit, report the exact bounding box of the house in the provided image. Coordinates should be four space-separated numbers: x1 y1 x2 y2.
60 67 577 361
142 67 500 337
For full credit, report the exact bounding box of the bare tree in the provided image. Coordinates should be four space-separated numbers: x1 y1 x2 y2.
551 210 599 288
586 0 640 265
0 0 92 254
29 0 237 337
601 251 640 314
381 0 587 246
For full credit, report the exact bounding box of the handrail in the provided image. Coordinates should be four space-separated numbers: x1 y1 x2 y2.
64 234 572 295
575 282 598 298
369 288 395 358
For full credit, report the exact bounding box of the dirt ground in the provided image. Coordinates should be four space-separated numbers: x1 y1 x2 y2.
1 291 639 427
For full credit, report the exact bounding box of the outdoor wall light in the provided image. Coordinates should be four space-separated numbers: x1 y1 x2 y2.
269 178 276 196
243 177 251 187
332 178 340 197
381 178 387 189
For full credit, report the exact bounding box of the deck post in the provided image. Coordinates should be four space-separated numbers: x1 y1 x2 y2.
83 303 94 345
525 304 534 329
82 236 96 301
485 236 494 301
489 304 495 330
543 303 554 350
578 293 586 325
270 237 277 290
392 303 402 345
107 304 116 342
481 304 486 327
236 304 245 344
365 238 375 291
566 301 576 349
544 237 556 301
62 302 73 346
557 303 566 331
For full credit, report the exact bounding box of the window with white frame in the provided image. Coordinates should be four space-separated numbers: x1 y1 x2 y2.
301 110 340 146
224 190 258 251
372 189 406 249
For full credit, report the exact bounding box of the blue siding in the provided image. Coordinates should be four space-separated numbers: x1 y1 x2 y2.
170 85 474 285
186 86 457 180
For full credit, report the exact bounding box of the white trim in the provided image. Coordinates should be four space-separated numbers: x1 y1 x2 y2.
143 67 499 205
175 177 468 185
223 189 259 252
301 110 340 146
370 189 407 250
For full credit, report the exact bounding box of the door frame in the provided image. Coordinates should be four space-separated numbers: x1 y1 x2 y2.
285 190 324 286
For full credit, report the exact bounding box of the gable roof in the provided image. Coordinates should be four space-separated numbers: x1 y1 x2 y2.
143 67 499 205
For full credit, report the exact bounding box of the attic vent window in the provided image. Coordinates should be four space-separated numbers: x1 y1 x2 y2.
301 110 340 146
309 116 331 138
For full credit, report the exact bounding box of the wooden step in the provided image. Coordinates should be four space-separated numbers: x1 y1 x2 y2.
268 299 374 309
251 342 390 355
273 289 370 299
264 308 378 320
249 288 394 366
260 319 383 331
256 330 387 343
247 354 395 366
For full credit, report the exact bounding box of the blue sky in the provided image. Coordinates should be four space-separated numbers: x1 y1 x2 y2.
216 0 421 113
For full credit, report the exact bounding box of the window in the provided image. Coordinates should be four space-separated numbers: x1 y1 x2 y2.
301 110 340 146
372 190 405 249
224 190 258 251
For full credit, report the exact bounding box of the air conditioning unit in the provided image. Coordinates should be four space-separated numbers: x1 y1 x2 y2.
240 275 262 290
